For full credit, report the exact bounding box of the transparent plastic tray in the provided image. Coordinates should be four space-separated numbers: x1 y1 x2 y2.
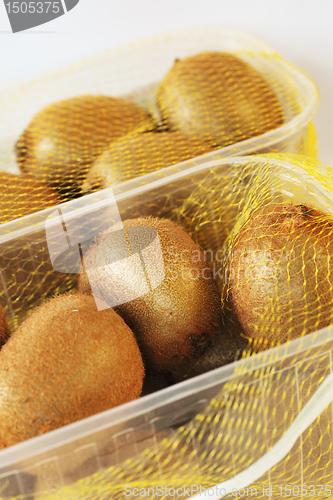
0 26 320 176
0 154 333 498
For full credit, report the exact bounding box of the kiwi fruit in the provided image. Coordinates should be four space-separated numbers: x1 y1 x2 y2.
227 203 333 350
78 216 222 382
171 309 248 381
82 131 214 193
0 293 144 450
156 52 284 147
16 95 155 198
0 172 60 223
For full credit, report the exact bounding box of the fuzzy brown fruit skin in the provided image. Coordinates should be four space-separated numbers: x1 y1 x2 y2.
82 131 214 193
228 203 333 350
0 172 60 223
171 309 248 381
0 293 144 450
156 52 284 147
16 95 154 198
78 217 222 381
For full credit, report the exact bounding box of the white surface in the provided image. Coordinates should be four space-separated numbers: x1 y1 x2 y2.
0 0 332 164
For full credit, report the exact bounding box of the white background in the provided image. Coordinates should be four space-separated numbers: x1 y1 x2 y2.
0 0 332 164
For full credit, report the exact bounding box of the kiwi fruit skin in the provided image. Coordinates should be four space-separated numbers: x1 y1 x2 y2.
78 217 222 381
0 293 144 450
0 172 60 223
82 131 214 193
171 309 248 381
16 95 154 197
156 52 284 147
228 203 333 349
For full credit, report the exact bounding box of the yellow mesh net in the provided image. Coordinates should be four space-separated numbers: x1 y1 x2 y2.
0 27 319 203
0 28 319 330
174 154 333 352
0 26 324 500
0 154 333 499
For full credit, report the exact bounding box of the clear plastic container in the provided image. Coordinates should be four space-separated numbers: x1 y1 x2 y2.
0 154 333 498
0 26 319 177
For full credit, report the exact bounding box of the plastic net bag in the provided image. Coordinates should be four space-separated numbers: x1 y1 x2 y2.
23 337 333 500
0 27 319 330
0 27 319 205
175 154 333 351
1 153 333 499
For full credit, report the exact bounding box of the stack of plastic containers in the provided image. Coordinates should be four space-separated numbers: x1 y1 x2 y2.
0 28 329 500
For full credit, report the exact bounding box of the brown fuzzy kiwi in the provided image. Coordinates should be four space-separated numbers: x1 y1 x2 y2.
0 172 60 223
16 95 155 198
156 52 284 147
227 203 333 350
0 293 144 450
78 216 222 382
82 131 214 193
171 309 248 381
